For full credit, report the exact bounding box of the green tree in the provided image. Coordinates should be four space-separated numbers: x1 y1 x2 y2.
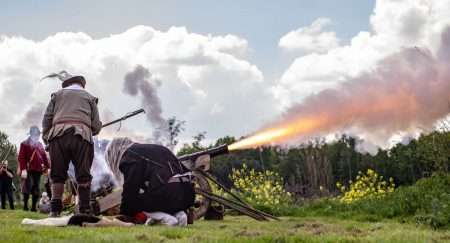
0 131 19 197
415 131 450 173
177 132 207 156
166 116 185 150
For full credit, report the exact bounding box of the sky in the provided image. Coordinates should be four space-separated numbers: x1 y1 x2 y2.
0 0 449 150
0 1 374 80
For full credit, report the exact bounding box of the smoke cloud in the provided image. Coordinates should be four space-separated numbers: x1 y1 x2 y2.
274 29 450 145
20 102 46 129
68 138 117 192
230 26 450 152
123 65 168 143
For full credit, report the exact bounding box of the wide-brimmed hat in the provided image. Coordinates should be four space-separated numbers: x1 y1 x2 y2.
41 70 86 88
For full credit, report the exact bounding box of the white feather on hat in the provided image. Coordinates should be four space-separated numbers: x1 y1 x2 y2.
40 70 86 88
40 70 74 82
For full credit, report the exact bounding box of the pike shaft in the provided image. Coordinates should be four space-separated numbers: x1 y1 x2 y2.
102 109 145 128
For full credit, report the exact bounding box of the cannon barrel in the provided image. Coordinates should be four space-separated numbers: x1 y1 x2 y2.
177 144 229 162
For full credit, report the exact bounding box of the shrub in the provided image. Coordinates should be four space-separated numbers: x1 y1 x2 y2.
229 163 292 213
337 169 395 203
299 174 450 228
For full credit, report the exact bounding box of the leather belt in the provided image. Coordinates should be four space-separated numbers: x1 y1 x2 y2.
168 177 192 183
53 120 90 127
167 172 193 183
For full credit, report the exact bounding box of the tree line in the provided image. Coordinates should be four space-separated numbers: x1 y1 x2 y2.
177 130 449 199
1 121 448 201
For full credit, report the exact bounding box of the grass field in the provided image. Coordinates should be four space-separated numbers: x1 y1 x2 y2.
0 210 449 242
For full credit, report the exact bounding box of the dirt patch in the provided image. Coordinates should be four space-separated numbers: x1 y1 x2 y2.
310 223 322 228
347 227 363 234
234 230 261 237
370 224 383 232
440 235 450 241
292 223 304 229
312 229 323 235
301 222 326 235
23 229 38 234
301 221 357 236
191 236 205 242
302 222 324 231
345 226 367 237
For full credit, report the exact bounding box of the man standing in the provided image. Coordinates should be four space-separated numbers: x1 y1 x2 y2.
18 126 49 211
42 71 102 216
0 160 15 209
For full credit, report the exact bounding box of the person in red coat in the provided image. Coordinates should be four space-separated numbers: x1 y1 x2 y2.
17 126 50 211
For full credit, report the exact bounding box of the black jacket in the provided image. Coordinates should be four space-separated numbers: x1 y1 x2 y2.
0 168 13 184
119 143 191 216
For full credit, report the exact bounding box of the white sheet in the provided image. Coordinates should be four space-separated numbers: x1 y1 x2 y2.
21 215 72 226
143 211 187 226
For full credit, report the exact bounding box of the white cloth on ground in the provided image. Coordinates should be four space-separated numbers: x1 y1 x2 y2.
174 211 188 226
21 215 134 227
143 211 187 226
22 215 72 226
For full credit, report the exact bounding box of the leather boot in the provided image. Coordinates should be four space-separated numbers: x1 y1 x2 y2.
49 199 62 217
187 207 195 224
31 195 38 212
77 183 91 215
50 183 64 217
23 193 29 211
1 195 6 209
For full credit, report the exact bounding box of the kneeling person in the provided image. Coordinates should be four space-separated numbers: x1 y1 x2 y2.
105 138 195 219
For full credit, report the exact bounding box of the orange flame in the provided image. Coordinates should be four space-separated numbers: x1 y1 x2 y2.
228 115 328 150
228 47 450 151
227 87 432 151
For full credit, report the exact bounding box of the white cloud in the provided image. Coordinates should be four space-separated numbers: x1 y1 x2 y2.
279 17 340 54
275 0 450 109
0 26 275 144
209 34 248 57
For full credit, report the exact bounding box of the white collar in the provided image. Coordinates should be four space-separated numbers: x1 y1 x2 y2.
63 83 84 90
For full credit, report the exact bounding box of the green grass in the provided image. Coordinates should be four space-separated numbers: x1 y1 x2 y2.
0 210 449 242
290 174 450 229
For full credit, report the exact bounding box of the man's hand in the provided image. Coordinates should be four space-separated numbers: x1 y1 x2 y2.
5 170 13 178
20 170 28 179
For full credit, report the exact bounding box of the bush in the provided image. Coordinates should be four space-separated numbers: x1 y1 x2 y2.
229 164 292 214
298 174 450 228
338 169 395 203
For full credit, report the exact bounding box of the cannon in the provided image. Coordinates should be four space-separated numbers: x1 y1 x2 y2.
92 143 277 221
175 145 229 219
177 145 278 221
178 144 228 172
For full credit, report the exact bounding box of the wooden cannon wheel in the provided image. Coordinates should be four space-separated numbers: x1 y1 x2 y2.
192 171 212 220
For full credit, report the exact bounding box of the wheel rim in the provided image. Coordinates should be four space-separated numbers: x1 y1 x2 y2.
192 171 211 220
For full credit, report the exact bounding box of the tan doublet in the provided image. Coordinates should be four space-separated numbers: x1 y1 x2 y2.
42 89 102 144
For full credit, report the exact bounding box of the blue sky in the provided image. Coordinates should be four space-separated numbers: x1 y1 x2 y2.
0 0 375 79
2 0 447 150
